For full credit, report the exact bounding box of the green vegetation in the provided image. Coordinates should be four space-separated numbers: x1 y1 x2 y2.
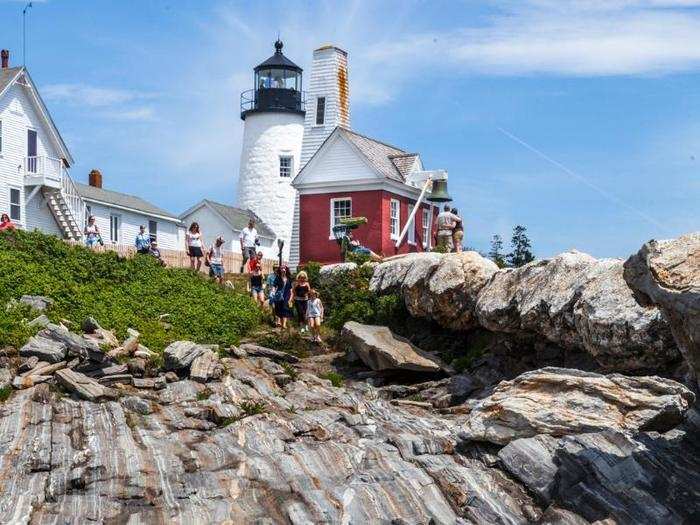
0 230 262 351
488 226 535 268
253 330 311 358
0 386 12 403
238 400 267 417
196 388 212 401
320 371 344 387
281 362 298 381
0 302 40 349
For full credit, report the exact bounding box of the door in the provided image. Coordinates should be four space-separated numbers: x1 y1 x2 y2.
27 129 37 173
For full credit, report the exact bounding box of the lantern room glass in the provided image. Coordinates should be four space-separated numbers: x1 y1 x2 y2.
255 68 300 91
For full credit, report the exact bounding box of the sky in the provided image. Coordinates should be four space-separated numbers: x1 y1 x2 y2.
1 0 698 258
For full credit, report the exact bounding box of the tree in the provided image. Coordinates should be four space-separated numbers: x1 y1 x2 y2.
507 225 535 267
488 235 507 268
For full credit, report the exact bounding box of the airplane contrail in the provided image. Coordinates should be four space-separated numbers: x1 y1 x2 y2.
497 126 668 233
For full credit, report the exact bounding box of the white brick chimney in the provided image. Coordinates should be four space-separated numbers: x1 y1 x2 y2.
299 45 350 169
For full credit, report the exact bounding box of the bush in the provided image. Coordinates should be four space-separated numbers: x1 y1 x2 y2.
320 371 344 387
0 230 262 351
0 303 40 349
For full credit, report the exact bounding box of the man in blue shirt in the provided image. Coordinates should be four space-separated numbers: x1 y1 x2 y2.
135 225 151 254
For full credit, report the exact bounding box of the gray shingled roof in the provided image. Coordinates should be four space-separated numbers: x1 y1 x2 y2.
75 182 180 221
0 67 22 96
390 153 420 180
339 128 409 182
202 199 275 238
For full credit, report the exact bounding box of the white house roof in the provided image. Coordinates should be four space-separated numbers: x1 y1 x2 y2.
294 126 421 186
179 199 276 239
76 182 181 222
0 66 74 166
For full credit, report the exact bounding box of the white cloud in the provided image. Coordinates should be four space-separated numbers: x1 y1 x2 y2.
43 83 158 122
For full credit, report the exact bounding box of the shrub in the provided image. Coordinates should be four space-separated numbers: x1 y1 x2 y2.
0 230 262 351
0 303 40 349
0 386 12 403
320 371 344 387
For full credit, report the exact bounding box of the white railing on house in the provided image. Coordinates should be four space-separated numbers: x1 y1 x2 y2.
61 170 85 233
24 155 64 184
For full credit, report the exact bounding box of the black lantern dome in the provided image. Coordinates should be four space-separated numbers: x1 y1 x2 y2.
240 40 306 120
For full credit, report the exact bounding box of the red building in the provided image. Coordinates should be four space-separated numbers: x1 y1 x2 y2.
292 127 441 265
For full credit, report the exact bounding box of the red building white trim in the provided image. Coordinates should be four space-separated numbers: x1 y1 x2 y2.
292 126 440 265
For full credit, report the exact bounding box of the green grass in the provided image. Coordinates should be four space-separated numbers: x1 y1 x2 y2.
0 230 263 352
0 386 12 403
0 303 40 349
320 371 344 387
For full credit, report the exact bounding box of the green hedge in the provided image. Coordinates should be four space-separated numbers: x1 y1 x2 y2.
0 230 262 351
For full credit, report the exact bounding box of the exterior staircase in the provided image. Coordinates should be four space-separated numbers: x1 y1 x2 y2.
43 188 83 240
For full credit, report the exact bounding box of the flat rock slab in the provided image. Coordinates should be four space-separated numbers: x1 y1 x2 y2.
19 295 53 311
20 336 67 364
238 343 300 363
86 364 128 378
341 321 442 373
461 367 695 445
18 356 39 373
98 374 134 385
39 324 104 362
55 368 114 401
164 341 209 370
133 377 166 390
190 350 219 383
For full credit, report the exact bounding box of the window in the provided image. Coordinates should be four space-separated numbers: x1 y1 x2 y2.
149 220 158 242
422 208 432 249
390 199 400 240
330 198 352 237
315 96 326 125
109 214 120 243
279 155 293 177
0 120 3 153
9 188 21 222
407 214 416 244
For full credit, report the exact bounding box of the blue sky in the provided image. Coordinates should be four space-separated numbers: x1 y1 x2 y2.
1 0 698 258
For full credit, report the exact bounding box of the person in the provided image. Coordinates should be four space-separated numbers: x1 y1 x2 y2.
249 251 265 306
436 205 460 252
135 225 151 254
306 289 324 343
239 219 258 273
272 265 294 329
84 216 102 248
148 240 166 266
266 264 279 311
451 208 464 253
0 213 15 231
293 270 311 333
345 231 383 262
186 222 204 271
207 236 226 284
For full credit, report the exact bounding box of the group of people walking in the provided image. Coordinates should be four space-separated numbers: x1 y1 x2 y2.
436 204 464 253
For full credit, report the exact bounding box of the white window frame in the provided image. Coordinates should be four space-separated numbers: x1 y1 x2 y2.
279 155 293 178
0 119 3 155
390 199 400 240
329 197 352 239
148 220 158 242
109 214 121 244
9 186 21 223
422 207 432 249
407 204 416 245
315 96 326 126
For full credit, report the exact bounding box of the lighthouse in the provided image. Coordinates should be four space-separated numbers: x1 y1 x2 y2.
237 40 305 260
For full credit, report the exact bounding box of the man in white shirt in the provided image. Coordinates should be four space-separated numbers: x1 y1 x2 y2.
436 205 460 252
239 219 259 273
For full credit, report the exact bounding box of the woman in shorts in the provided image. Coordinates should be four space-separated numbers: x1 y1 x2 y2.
249 252 265 306
186 222 204 271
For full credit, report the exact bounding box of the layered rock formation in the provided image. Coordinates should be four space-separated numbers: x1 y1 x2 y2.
371 248 681 374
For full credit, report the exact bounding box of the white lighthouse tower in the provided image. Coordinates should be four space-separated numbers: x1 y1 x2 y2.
237 40 305 260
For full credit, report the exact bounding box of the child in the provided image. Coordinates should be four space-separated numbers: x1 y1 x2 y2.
293 271 310 333
249 251 265 306
306 289 324 343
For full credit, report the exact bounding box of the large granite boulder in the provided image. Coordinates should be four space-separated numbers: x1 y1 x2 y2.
461 367 694 445
341 321 442 373
624 232 700 386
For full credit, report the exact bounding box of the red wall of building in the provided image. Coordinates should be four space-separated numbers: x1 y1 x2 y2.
299 190 438 265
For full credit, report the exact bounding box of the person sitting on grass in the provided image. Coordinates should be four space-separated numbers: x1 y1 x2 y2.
148 240 166 266
249 251 265 306
272 265 294 329
0 213 15 231
135 225 151 254
207 236 226 284
306 289 324 343
293 271 311 333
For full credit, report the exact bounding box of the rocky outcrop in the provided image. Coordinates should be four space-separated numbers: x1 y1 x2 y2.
461 367 694 445
624 232 700 385
342 321 443 373
371 250 680 374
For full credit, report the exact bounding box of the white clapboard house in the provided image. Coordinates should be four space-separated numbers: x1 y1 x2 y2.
0 50 183 249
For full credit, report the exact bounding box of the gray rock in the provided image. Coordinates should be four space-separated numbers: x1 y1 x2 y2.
98 374 133 385
164 371 179 383
86 363 128 378
19 336 66 363
341 321 442 373
238 343 300 363
0 368 12 391
55 368 115 401
461 367 694 445
498 434 560 501
127 358 146 377
190 350 221 383
121 395 153 415
18 356 39 373
39 323 104 362
133 376 166 390
12 374 52 389
81 316 102 334
27 314 50 329
163 341 208 370
624 232 700 386
19 295 53 311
